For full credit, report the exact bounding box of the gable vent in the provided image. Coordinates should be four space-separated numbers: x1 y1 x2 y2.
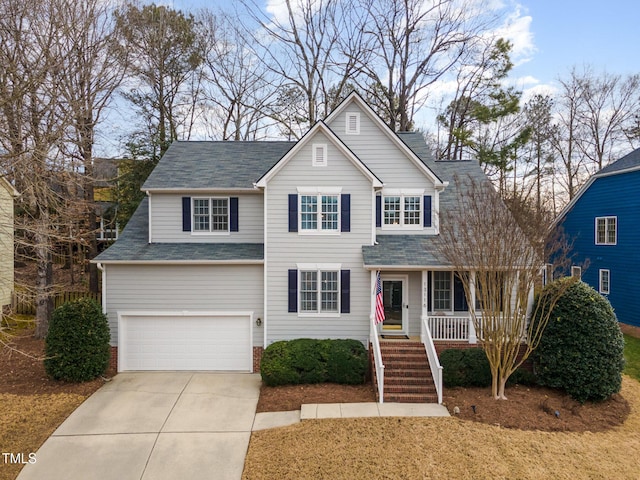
346 112 360 134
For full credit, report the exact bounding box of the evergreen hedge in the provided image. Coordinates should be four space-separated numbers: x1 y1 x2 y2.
260 338 368 386
44 298 111 383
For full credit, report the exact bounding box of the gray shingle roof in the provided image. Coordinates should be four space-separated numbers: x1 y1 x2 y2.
94 198 263 263
597 147 640 175
143 141 295 190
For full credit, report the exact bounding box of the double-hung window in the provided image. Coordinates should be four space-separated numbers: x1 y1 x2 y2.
383 192 422 228
599 269 610 295
300 193 339 233
433 271 452 311
300 269 339 314
193 197 229 233
595 216 617 245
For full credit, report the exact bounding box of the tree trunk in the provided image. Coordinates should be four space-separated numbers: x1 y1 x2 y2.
33 224 53 339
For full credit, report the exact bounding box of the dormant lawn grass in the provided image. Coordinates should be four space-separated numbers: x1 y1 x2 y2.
243 376 640 480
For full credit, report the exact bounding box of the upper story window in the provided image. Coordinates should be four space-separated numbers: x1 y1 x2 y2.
383 193 422 227
300 194 339 232
595 216 616 245
345 112 360 134
193 197 228 233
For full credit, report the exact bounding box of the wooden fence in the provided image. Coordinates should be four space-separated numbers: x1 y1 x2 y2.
12 291 101 315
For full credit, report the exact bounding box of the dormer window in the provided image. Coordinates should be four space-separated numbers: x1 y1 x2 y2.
312 144 327 167
345 112 360 134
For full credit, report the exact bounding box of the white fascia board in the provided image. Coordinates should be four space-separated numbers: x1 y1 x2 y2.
324 92 446 188
0 176 19 197
255 121 383 188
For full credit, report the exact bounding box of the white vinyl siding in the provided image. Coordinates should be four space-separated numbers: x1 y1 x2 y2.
149 193 263 243
265 129 372 343
595 216 617 245
104 264 264 348
599 269 610 294
0 183 14 307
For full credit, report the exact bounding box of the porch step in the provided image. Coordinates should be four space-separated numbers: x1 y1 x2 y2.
376 340 438 403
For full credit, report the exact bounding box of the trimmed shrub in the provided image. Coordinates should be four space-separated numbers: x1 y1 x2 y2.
440 348 492 387
532 278 625 402
44 298 110 382
260 338 368 386
325 339 368 384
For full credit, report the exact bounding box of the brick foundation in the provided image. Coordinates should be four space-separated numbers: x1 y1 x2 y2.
253 346 263 373
109 346 118 373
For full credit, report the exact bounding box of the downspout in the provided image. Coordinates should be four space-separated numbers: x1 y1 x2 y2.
97 262 106 315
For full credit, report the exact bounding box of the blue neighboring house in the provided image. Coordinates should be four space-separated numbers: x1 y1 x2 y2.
555 147 640 327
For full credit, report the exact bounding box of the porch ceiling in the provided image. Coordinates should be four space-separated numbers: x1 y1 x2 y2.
362 235 450 268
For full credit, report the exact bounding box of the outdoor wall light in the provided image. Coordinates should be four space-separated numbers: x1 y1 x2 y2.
256 318 262 327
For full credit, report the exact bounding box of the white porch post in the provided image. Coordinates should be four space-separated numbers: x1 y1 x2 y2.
370 270 377 329
421 270 429 322
468 271 477 344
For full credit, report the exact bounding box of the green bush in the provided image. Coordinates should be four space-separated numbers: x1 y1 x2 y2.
44 298 111 383
440 348 492 387
532 278 625 402
260 338 368 386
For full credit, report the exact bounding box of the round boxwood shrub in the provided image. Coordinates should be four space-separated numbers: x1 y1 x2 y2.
260 338 368 386
532 278 625 402
440 348 492 387
44 298 111 383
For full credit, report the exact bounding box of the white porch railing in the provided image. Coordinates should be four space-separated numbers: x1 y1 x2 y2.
369 315 385 403
427 315 477 343
420 317 443 404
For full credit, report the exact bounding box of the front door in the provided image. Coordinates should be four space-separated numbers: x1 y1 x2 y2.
381 276 408 334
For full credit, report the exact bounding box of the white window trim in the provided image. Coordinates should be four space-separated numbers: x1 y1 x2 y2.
382 189 424 230
297 187 342 235
345 112 360 134
192 196 230 235
595 216 617 245
312 143 328 167
571 265 582 279
432 271 453 313
599 269 610 294
297 264 341 317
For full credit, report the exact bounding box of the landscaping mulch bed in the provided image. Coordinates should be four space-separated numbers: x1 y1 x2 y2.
256 383 377 412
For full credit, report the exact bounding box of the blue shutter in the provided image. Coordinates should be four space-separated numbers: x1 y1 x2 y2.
182 197 191 232
423 195 432 227
230 197 239 232
376 195 382 228
341 194 350 232
340 270 350 313
288 194 298 232
453 273 468 312
288 269 298 312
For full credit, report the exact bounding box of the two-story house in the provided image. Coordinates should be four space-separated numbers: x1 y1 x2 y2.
0 176 18 310
555 147 640 328
94 94 497 382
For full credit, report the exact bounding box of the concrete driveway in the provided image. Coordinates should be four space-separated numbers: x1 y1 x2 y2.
18 372 261 480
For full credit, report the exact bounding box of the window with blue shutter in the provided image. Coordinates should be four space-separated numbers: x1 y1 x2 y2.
423 195 432 227
288 194 298 232
182 197 191 231
230 197 239 232
341 194 350 232
288 269 298 312
376 195 382 227
453 273 468 312
340 270 350 313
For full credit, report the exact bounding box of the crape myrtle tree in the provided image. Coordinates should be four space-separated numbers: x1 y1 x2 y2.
438 174 575 400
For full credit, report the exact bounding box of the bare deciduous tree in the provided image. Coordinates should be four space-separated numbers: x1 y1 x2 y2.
438 174 574 399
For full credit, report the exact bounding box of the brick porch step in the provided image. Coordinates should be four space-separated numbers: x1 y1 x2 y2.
376 340 438 403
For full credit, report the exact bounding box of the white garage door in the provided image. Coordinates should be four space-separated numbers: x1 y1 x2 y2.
118 312 252 371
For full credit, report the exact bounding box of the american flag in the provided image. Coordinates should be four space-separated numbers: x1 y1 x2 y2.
375 272 385 324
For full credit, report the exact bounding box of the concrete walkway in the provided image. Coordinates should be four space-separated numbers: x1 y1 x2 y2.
19 373 449 480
